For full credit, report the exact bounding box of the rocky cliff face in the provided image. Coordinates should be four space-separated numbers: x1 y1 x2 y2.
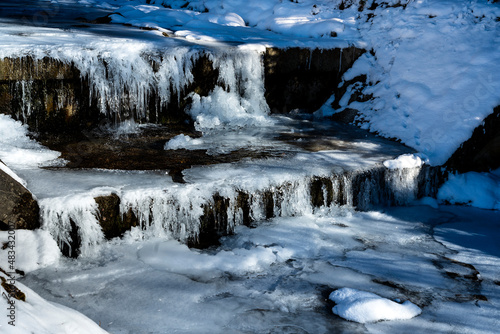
0 162 40 230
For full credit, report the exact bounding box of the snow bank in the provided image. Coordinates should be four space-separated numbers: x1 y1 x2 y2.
0 272 109 334
438 169 500 210
329 288 422 323
91 0 361 42
0 230 61 273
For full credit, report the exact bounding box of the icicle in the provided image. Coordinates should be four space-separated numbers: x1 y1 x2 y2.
339 48 343 73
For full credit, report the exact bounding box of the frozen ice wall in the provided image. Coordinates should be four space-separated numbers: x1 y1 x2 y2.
37 162 437 256
2 44 270 125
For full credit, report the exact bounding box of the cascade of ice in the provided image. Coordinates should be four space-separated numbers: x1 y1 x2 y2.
186 47 271 130
38 164 439 256
40 194 104 258
5 45 269 124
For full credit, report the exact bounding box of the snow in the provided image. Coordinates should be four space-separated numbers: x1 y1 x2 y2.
349 0 500 165
437 168 500 210
0 114 61 171
0 272 109 334
329 287 422 323
0 230 60 273
383 153 426 170
164 134 203 150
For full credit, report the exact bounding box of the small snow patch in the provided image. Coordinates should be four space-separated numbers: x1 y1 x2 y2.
383 154 426 170
329 288 422 323
164 134 203 150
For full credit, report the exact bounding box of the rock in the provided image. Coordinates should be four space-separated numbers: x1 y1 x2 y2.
95 193 138 239
190 193 230 249
264 47 365 114
330 108 360 124
0 162 40 230
446 105 500 173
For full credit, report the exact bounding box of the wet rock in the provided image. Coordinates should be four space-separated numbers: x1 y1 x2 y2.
446 105 500 173
95 193 138 239
264 47 365 114
191 193 231 249
0 56 103 135
0 162 40 230
330 108 360 124
61 220 81 258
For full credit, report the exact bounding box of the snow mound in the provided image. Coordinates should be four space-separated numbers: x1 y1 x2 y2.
438 169 500 210
164 134 203 150
0 230 61 273
329 288 422 323
0 272 109 334
383 154 426 170
0 114 60 170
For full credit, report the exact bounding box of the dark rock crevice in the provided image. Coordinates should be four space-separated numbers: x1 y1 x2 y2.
264 47 365 114
445 105 500 173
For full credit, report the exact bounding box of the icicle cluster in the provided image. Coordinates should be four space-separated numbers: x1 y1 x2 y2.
39 164 436 256
6 45 270 125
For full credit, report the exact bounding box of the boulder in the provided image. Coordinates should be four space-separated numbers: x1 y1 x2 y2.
0 161 40 230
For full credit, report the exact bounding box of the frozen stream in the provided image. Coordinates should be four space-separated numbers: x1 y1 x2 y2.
1 1 499 333
11 205 500 333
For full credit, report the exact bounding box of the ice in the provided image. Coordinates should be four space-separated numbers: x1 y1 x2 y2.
40 194 104 257
164 134 203 150
329 287 422 323
0 114 61 171
188 47 271 131
437 169 500 210
12 206 500 333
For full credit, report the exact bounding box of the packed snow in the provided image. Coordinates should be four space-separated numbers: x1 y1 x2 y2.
329 287 422 323
383 153 426 170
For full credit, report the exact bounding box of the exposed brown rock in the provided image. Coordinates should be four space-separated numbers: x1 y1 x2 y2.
264 47 365 114
0 163 40 230
95 193 139 239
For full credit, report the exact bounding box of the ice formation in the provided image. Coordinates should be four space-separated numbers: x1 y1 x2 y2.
329 288 422 323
